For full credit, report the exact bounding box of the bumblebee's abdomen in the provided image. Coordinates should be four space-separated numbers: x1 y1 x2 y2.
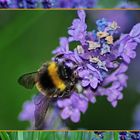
48 62 66 91
39 69 55 90
36 62 66 95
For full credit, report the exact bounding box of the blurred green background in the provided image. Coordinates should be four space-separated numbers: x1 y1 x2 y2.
0 10 140 130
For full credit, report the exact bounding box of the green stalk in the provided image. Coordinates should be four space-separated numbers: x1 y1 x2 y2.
0 132 10 140
17 132 24 140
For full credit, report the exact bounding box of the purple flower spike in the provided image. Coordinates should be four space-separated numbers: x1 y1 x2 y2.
120 41 137 64
52 37 69 55
54 10 140 112
19 96 68 129
19 10 140 128
57 92 88 123
130 23 140 43
68 10 87 45
53 0 97 8
19 99 35 122
117 37 136 64
0 0 54 8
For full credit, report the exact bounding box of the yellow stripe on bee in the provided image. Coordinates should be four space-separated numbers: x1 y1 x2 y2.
48 62 66 91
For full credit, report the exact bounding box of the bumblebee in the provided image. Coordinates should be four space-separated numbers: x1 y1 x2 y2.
18 61 76 129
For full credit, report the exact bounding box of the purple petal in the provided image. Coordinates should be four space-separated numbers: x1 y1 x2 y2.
78 95 88 113
111 81 121 89
130 23 140 37
118 74 128 87
60 107 71 120
129 51 136 59
68 30 74 36
122 54 131 63
57 99 71 108
134 37 140 43
70 109 80 123
87 64 103 80
81 79 90 87
90 77 98 89
19 100 35 121
127 42 137 50
78 70 89 78
84 90 96 104
90 96 96 103
70 93 79 103
118 93 123 100
73 51 83 63
112 101 118 108
60 37 69 52
115 63 128 74
78 10 86 22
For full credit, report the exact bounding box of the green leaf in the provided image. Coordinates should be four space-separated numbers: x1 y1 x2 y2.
17 132 24 140
88 132 101 140
8 132 18 140
0 132 10 140
114 132 119 140
103 132 113 140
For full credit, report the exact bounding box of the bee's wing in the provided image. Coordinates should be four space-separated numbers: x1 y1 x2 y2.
34 93 51 130
18 72 37 89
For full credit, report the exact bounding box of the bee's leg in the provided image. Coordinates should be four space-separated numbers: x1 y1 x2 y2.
62 88 72 98
47 88 58 98
64 91 71 97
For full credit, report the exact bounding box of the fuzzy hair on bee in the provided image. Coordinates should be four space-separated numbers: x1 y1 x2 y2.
18 60 76 129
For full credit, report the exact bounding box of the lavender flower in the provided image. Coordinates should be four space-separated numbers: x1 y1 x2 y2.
118 37 137 64
19 10 140 128
54 0 97 8
119 132 140 140
52 37 69 55
79 68 100 89
0 0 10 8
0 0 53 8
52 10 140 122
57 92 88 123
19 99 35 122
116 1 139 8
19 96 68 130
68 10 87 45
0 0 96 8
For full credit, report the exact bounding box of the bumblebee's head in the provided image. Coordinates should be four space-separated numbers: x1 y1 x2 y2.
58 63 74 81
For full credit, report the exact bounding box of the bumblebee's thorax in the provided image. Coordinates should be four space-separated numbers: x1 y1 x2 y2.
36 61 74 97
